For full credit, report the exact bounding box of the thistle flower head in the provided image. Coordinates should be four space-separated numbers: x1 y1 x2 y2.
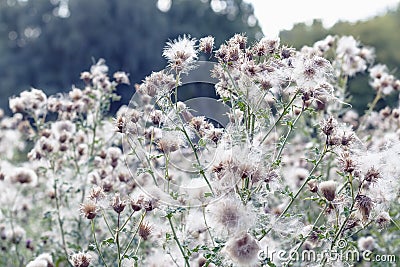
139 221 152 240
79 201 98 220
199 36 215 54
320 116 337 136
163 35 197 73
224 232 260 266
364 166 381 183
26 253 54 267
111 193 126 214
71 251 93 267
357 236 375 251
356 195 373 221
375 211 391 228
113 71 130 84
88 185 106 202
319 180 337 201
338 152 358 174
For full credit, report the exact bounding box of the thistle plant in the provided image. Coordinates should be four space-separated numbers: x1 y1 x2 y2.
0 33 399 267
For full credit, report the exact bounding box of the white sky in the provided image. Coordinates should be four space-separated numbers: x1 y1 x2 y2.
247 0 400 37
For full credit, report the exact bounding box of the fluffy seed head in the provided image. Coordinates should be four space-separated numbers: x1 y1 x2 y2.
319 180 337 201
163 35 197 73
199 36 214 53
139 221 152 240
357 236 375 251
71 251 92 267
364 167 381 183
224 232 260 266
320 116 337 136
79 201 98 220
356 195 373 221
375 212 391 228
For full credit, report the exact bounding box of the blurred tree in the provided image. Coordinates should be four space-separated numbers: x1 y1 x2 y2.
280 4 400 114
0 0 262 112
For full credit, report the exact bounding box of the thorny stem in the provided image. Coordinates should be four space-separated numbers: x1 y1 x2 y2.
367 91 382 115
260 92 300 145
53 178 74 267
258 145 328 241
101 210 115 239
116 213 122 267
160 95 215 195
274 104 304 164
126 136 158 186
164 154 170 192
119 210 137 232
9 193 23 267
321 174 357 266
180 127 214 195
133 237 142 267
167 214 191 267
202 205 215 247
331 175 356 246
121 211 146 261
91 220 109 267
286 203 329 266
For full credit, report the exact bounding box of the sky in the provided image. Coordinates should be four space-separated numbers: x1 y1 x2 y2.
247 0 400 37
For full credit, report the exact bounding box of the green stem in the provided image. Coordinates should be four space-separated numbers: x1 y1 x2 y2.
321 175 356 266
287 203 328 265
258 146 328 241
101 210 115 238
274 105 304 164
116 213 121 267
181 128 214 195
121 211 146 260
54 179 73 267
91 220 109 267
202 205 215 247
167 215 190 267
260 92 299 145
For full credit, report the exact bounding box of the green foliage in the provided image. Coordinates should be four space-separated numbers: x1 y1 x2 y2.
0 0 262 113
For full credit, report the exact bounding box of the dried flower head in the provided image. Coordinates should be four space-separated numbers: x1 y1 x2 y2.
338 152 357 173
79 201 98 220
356 195 373 221
320 116 337 136
26 253 54 267
10 168 37 185
114 115 126 133
375 211 391 228
307 179 318 193
71 251 92 267
88 186 106 202
224 232 260 266
139 221 152 240
111 193 126 214
113 71 130 84
357 236 375 251
199 36 214 54
319 180 337 201
163 35 198 73
364 167 381 183
157 138 180 154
